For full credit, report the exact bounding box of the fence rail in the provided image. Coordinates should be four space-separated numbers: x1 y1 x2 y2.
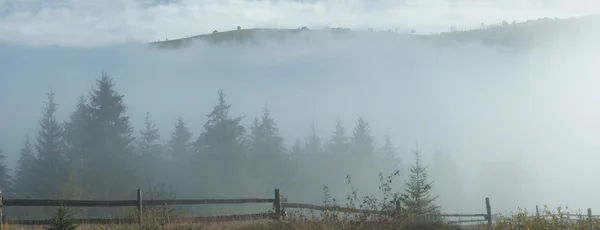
4 198 276 207
4 214 273 226
0 188 496 228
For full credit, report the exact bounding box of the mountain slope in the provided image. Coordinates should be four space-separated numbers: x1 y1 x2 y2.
148 15 600 49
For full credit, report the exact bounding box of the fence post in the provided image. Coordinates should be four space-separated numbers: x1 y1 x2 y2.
274 189 282 221
588 208 592 230
395 200 401 217
137 189 143 226
485 197 492 228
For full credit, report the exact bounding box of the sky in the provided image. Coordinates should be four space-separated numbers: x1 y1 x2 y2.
2 0 600 217
0 0 598 46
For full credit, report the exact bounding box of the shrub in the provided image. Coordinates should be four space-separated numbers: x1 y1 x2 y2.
46 205 79 230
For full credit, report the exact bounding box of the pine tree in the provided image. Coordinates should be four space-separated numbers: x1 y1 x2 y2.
63 95 91 165
136 113 165 187
167 116 195 195
328 120 349 157
304 123 322 156
196 90 246 196
13 135 36 198
348 117 376 189
401 144 440 216
46 205 79 230
62 95 92 199
325 120 350 194
379 133 402 174
249 107 288 191
33 92 69 199
350 117 375 158
137 113 162 158
0 146 11 193
168 117 193 164
85 72 137 199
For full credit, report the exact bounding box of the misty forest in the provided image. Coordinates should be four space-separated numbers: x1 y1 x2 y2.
4 4 600 227
0 73 424 219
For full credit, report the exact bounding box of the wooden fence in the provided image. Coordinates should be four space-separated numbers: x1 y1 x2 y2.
0 189 496 228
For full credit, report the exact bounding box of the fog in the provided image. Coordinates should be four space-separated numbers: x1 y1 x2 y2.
0 0 596 46
2 0 600 219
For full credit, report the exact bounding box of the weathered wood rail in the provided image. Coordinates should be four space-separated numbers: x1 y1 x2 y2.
0 189 498 228
0 189 282 229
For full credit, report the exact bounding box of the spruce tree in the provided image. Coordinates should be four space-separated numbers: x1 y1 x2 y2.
46 205 79 230
379 133 402 175
325 120 349 194
0 146 11 194
167 117 194 194
137 113 162 158
328 120 349 157
401 144 440 216
196 90 246 196
350 117 375 158
63 95 89 163
85 73 137 199
249 107 288 191
13 135 36 198
136 113 165 187
304 123 322 157
62 95 92 199
168 117 193 164
33 92 69 199
348 117 376 189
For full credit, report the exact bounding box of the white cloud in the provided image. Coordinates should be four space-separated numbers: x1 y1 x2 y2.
0 0 596 46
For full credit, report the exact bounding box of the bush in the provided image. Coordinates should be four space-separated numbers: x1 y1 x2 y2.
46 205 79 230
494 206 600 230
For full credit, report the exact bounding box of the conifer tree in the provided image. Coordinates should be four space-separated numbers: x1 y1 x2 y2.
196 90 246 195
168 117 193 164
379 133 402 174
0 146 11 193
325 120 350 194
249 107 288 191
328 120 349 157
350 117 375 159
62 95 91 199
63 96 90 165
33 92 69 199
46 205 79 230
13 135 36 198
167 116 194 194
348 117 376 188
304 123 322 157
136 113 165 187
401 144 440 216
85 73 137 199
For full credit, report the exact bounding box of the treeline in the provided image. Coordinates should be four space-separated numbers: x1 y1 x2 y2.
0 73 405 218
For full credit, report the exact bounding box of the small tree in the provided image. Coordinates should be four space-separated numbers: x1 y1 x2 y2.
46 205 79 230
401 143 440 216
237 26 241 30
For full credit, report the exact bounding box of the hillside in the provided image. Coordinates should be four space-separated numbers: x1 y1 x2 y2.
148 14 600 49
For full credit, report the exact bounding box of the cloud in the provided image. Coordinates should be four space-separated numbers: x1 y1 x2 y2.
0 0 596 46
